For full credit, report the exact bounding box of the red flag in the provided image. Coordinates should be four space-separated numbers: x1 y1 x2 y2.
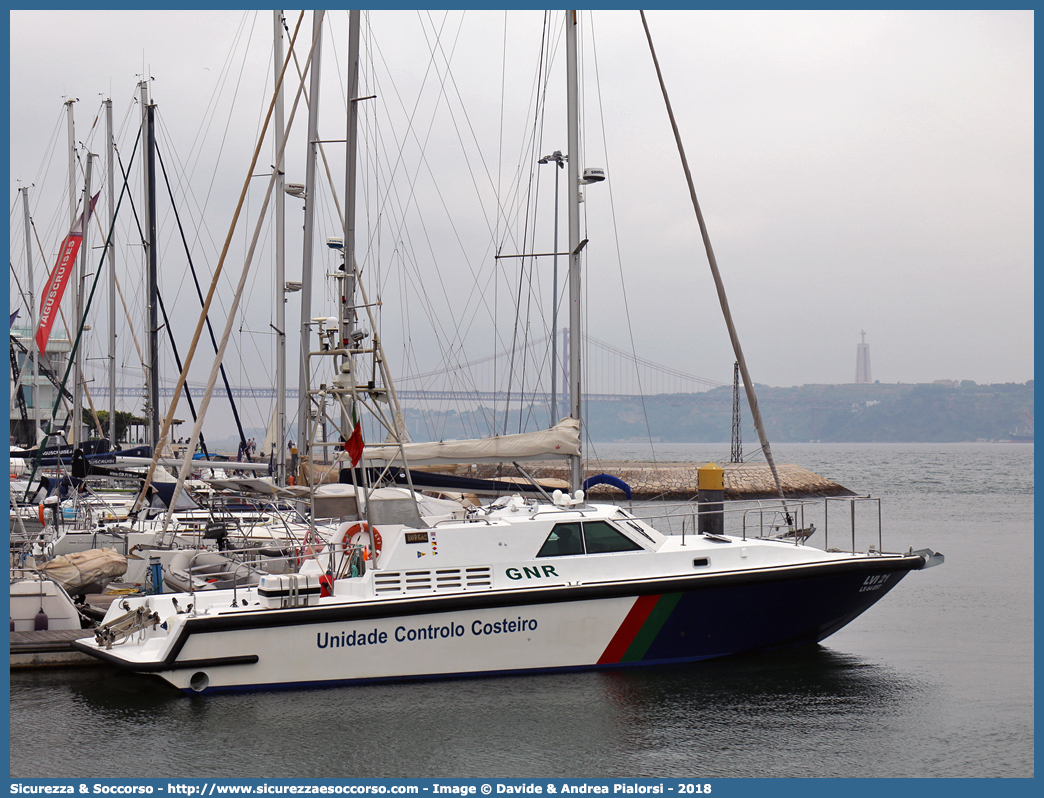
36 193 99 353
345 403 364 467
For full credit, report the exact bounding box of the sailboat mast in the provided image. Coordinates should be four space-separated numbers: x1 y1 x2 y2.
341 7 361 413
72 154 93 447
639 11 788 507
65 99 76 437
21 187 40 443
297 10 324 457
565 9 583 492
65 100 76 226
106 98 117 444
273 10 287 484
146 100 160 451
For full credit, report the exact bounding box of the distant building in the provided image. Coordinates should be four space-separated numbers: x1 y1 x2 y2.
9 325 73 446
855 331 871 384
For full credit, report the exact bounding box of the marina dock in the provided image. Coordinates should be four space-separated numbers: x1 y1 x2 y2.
10 629 97 667
10 593 119 669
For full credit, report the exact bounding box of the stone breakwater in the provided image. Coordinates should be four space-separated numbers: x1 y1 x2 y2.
296 456 854 499
473 460 855 500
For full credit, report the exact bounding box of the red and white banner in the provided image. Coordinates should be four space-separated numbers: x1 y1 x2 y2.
36 193 98 353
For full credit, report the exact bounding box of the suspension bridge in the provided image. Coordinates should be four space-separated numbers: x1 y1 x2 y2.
85 332 732 403
82 332 857 411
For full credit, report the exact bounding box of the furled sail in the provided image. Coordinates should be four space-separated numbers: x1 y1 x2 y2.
358 418 580 466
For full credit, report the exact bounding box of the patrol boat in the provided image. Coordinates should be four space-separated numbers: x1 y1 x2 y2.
72 486 942 693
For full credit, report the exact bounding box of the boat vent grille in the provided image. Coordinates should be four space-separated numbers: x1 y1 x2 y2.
373 566 493 594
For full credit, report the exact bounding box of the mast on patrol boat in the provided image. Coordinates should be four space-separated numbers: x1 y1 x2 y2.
340 8 361 436
297 10 324 457
273 9 288 484
565 9 583 493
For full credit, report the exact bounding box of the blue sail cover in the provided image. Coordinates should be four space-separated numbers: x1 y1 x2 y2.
583 473 633 499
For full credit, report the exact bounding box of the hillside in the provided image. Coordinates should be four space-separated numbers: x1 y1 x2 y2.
583 380 1034 443
399 380 1034 444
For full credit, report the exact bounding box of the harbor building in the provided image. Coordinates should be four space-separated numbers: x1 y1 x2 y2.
9 326 73 446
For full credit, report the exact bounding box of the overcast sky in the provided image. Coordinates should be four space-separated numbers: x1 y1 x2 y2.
8 9 1034 439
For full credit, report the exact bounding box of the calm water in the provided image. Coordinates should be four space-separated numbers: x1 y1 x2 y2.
9 444 1033 778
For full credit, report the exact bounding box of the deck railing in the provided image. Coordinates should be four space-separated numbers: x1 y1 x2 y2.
627 495 888 554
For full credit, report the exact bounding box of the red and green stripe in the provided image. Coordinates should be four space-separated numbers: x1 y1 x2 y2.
598 592 683 664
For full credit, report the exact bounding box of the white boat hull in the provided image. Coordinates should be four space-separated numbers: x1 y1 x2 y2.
74 549 933 693
150 595 634 692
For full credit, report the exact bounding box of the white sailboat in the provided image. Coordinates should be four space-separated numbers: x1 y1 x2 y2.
73 11 943 693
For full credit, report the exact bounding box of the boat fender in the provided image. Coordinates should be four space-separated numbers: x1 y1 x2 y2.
339 521 383 558
34 609 49 631
38 504 45 526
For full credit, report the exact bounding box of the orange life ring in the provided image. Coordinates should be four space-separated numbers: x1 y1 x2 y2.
341 521 382 559
38 504 45 526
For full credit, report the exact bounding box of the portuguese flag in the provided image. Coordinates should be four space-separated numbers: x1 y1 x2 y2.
345 402 364 467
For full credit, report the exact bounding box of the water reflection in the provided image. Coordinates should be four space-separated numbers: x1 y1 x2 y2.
11 647 930 778
589 647 932 777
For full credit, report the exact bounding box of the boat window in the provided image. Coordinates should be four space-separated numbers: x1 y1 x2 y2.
624 519 656 543
582 520 644 554
537 523 584 557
